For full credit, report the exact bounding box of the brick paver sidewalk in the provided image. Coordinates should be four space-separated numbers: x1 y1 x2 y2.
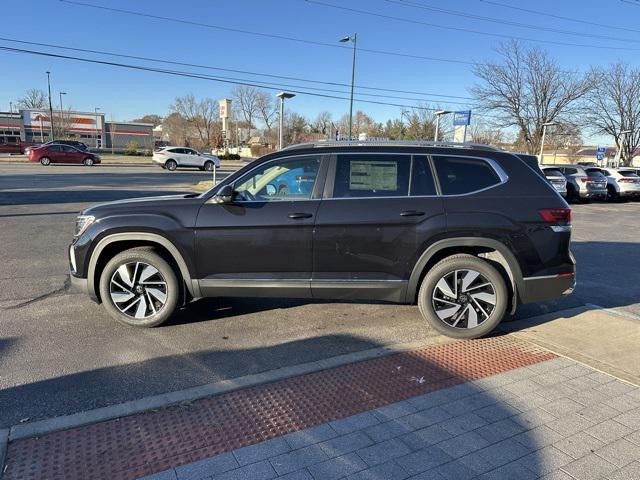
3 336 640 480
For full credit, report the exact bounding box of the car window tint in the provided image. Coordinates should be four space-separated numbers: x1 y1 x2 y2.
543 169 564 177
410 156 437 196
619 171 639 177
234 156 320 202
564 168 578 175
63 145 77 152
586 169 605 178
168 148 180 154
48 145 62 152
433 156 501 195
333 154 410 198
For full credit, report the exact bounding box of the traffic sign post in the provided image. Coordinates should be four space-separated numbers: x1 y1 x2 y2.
453 111 471 143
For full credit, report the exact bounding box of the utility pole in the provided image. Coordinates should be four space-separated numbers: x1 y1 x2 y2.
94 107 101 148
539 122 556 165
46 71 54 140
339 33 357 140
59 92 67 138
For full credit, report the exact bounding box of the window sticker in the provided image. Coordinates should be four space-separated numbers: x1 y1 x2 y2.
349 161 398 191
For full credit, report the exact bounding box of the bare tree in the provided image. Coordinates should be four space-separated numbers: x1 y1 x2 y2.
16 89 48 110
171 94 219 149
469 122 504 146
472 41 592 155
583 63 640 166
256 91 277 131
231 85 262 132
162 112 189 146
132 114 163 126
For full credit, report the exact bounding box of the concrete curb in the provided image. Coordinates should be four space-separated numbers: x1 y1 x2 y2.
8 337 452 442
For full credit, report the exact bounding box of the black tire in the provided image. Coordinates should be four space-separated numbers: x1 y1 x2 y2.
40 157 51 166
165 159 178 171
606 185 621 202
204 160 214 172
567 185 581 204
99 247 180 327
83 157 94 167
418 254 508 339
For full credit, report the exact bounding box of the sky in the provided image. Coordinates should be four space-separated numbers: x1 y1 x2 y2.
2 0 640 143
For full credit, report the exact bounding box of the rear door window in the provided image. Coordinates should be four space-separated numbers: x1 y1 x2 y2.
410 156 437 196
332 154 410 198
433 156 501 195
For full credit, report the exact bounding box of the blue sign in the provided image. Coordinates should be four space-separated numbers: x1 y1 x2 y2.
453 111 471 126
596 154 605 161
596 146 606 153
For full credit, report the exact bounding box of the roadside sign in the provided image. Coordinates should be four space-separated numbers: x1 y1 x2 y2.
596 147 606 153
453 111 471 126
596 154 605 161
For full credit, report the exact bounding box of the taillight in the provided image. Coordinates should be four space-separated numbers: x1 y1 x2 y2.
539 208 572 225
578 176 589 183
619 178 638 183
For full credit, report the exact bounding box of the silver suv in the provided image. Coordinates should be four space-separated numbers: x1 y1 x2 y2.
541 166 567 197
546 164 607 202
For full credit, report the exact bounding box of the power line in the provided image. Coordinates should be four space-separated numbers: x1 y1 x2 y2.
479 0 640 34
0 36 473 101
0 45 479 113
305 0 640 51
58 0 483 68
390 0 640 43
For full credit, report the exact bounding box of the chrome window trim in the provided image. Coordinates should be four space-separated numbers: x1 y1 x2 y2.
325 152 508 199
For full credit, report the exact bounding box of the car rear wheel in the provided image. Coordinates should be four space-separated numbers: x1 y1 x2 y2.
165 159 178 171
40 157 51 166
83 157 94 167
204 160 214 171
99 248 180 328
418 254 507 339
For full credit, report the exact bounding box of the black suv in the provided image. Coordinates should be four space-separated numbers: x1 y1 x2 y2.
69 142 575 339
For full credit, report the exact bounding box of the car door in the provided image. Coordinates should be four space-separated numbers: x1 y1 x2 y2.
63 145 82 163
182 148 200 167
195 154 327 298
312 152 445 302
46 144 64 163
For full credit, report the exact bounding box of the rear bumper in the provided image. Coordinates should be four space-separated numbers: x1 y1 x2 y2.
519 272 576 304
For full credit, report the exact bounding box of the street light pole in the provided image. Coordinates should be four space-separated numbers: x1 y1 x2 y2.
59 92 67 138
46 71 54 140
434 110 452 142
340 33 357 140
276 92 295 150
539 122 556 165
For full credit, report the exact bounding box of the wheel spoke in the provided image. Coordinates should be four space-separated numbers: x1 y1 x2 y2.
464 282 491 292
466 304 479 328
116 265 133 287
435 277 456 298
435 304 462 320
147 288 167 304
139 265 159 283
134 295 148 319
461 270 480 292
111 291 135 303
471 291 496 305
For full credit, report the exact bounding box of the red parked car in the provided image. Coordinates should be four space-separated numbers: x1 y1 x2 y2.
28 144 101 166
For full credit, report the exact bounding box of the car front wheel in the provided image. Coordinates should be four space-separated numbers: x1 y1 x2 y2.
99 248 179 327
165 159 178 171
418 254 507 339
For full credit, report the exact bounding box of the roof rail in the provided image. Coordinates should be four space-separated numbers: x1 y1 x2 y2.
281 140 502 152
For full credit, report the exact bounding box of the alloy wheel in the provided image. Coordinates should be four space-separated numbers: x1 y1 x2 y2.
109 261 168 320
431 269 496 329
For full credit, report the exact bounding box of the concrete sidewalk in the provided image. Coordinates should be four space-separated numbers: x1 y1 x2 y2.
2 306 640 480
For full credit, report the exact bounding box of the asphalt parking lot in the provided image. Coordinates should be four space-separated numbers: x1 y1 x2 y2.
1 162 639 428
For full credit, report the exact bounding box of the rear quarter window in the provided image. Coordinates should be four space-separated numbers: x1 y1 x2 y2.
433 156 501 195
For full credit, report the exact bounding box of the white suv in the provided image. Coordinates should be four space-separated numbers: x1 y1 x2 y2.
601 168 640 201
152 146 220 171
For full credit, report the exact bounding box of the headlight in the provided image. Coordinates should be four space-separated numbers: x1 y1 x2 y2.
75 215 95 237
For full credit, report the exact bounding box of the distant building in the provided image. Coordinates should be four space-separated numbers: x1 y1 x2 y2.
0 109 153 150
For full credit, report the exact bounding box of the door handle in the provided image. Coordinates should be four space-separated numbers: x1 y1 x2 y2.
288 212 313 219
400 210 425 217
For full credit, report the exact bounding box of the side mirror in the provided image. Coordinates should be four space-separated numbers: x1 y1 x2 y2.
212 184 234 204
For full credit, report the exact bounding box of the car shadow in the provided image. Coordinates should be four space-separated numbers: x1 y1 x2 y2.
0 333 549 479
